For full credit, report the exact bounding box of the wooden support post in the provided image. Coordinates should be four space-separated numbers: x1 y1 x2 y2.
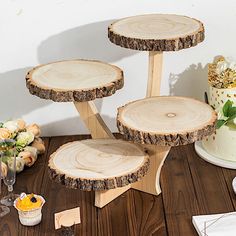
132 145 170 195
146 51 163 97
74 101 114 139
74 101 131 208
131 51 170 195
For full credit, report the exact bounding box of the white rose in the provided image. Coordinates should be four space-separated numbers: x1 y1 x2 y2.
16 131 34 147
3 120 19 133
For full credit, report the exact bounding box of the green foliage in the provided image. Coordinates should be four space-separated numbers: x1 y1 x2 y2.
222 100 233 117
217 100 236 129
216 120 226 129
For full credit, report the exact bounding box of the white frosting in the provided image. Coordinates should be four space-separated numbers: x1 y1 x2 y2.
203 86 236 161
202 125 236 161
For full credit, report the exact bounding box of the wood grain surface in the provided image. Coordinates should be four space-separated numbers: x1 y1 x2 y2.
117 96 217 146
26 60 124 102
108 14 204 51
1 135 236 236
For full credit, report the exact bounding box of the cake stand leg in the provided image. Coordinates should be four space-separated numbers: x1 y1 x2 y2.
74 101 131 208
146 51 163 97
131 51 170 195
132 145 170 195
74 101 114 139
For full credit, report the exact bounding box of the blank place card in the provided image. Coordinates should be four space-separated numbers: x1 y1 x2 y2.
192 212 236 236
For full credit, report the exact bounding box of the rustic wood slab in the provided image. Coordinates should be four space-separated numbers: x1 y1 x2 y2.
48 139 149 191
2 135 236 236
108 14 204 51
26 60 123 102
117 96 217 146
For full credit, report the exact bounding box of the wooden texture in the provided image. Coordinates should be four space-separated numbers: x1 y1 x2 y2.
74 101 114 139
117 96 217 146
48 139 149 191
132 145 170 195
26 60 124 102
74 100 132 207
132 52 170 196
1 134 236 236
108 14 204 51
146 52 163 97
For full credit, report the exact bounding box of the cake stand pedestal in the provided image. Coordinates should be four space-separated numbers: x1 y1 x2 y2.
108 14 205 195
26 59 149 208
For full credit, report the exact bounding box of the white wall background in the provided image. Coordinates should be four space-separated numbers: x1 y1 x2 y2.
1 0 236 136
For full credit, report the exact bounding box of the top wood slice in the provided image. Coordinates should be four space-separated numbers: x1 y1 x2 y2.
26 60 123 102
117 96 217 146
108 14 204 51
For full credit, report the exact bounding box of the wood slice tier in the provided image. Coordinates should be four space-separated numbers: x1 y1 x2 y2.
117 96 217 146
48 139 149 191
26 60 123 102
108 14 204 51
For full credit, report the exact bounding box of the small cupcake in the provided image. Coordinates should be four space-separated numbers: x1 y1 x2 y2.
14 193 45 226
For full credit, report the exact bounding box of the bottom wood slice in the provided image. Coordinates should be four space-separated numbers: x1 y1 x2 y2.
48 139 149 191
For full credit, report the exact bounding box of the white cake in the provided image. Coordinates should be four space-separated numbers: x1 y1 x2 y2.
202 57 236 162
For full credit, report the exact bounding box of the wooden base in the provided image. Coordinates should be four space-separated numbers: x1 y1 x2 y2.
132 145 170 195
95 185 131 208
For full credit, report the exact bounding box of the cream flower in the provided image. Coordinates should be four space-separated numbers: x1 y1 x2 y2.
17 119 26 131
3 120 19 133
26 124 41 137
18 146 37 167
16 131 34 147
15 157 25 173
0 128 12 139
31 138 45 154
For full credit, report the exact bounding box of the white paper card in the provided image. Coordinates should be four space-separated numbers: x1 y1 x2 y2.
192 212 236 236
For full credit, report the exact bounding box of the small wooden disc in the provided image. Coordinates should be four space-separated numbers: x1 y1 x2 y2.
108 14 204 51
117 96 217 146
26 60 123 102
48 139 149 191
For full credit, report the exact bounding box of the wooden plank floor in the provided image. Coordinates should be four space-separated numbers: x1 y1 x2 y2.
1 135 236 236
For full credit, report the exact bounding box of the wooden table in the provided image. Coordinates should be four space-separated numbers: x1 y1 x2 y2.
1 134 236 236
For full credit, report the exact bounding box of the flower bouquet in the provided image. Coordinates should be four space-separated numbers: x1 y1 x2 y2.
0 119 45 174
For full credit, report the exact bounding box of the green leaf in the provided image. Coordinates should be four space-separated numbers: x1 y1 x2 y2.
226 113 236 122
228 107 236 117
223 100 233 117
216 119 227 129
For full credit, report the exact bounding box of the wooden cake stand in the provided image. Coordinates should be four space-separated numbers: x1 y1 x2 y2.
108 14 207 195
117 96 217 195
26 59 149 208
